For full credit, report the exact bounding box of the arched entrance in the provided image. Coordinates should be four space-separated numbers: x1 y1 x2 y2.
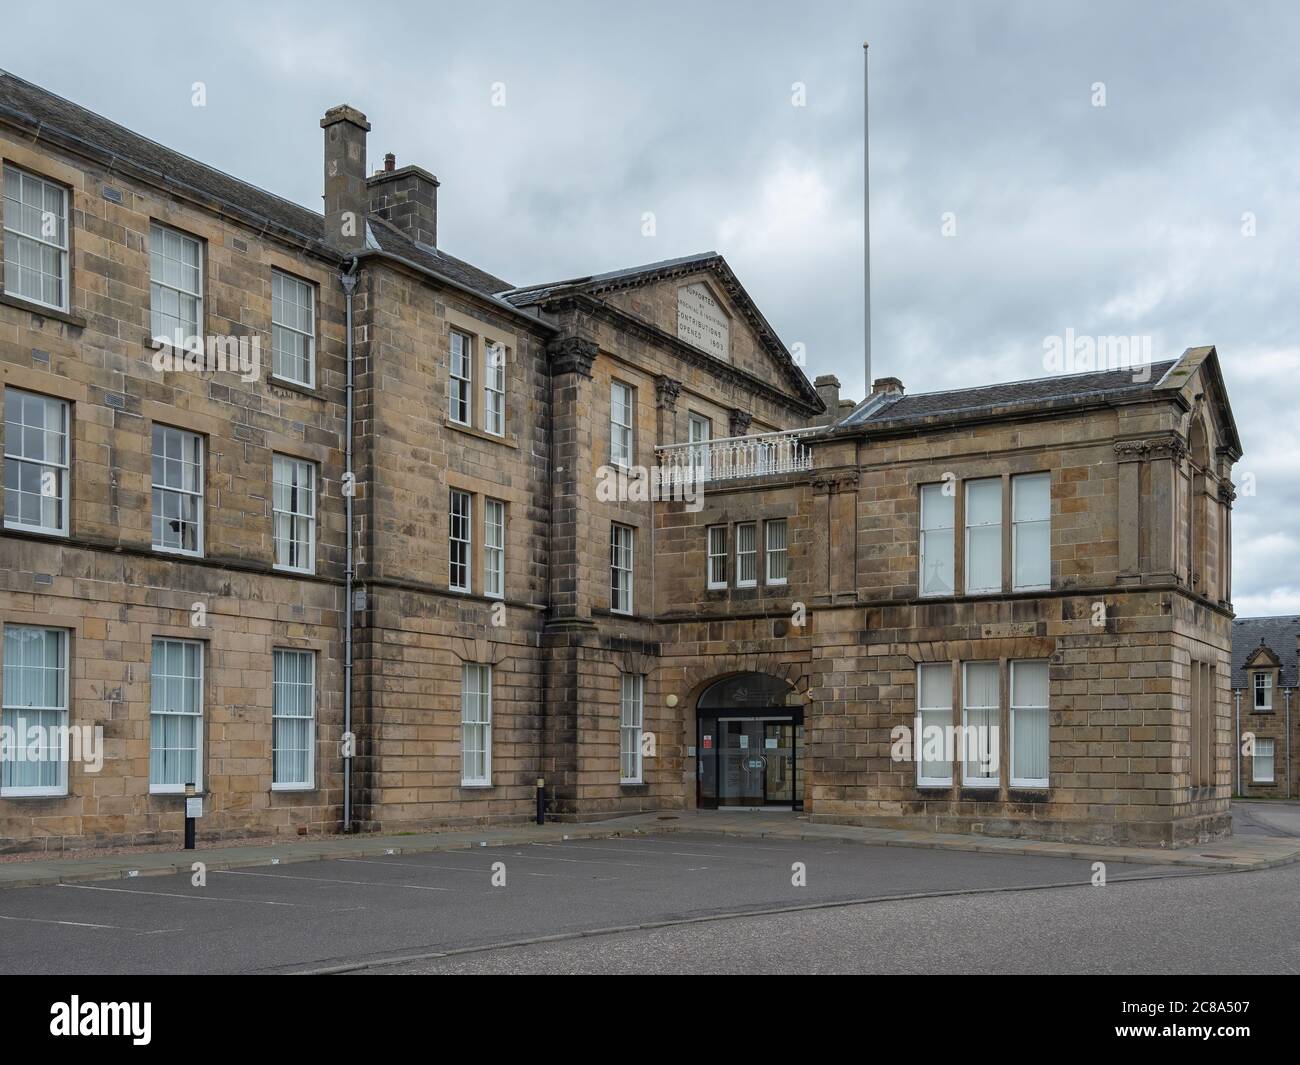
696 673 804 811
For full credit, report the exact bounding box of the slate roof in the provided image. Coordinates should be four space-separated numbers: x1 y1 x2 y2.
0 68 327 249
366 217 513 299
0 69 516 302
1232 616 1300 690
834 361 1180 431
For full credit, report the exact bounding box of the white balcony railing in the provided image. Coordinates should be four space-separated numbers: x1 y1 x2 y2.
656 427 819 485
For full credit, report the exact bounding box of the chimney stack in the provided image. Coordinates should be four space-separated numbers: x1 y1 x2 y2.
321 104 371 254
367 158 440 249
871 376 904 398
813 374 840 426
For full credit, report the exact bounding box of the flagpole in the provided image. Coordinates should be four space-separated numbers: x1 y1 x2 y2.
863 41 872 393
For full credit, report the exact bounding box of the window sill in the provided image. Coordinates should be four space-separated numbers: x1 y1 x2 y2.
3 522 68 539
271 783 316 793
268 374 325 401
446 419 517 449
153 546 205 560
0 291 87 329
150 787 205 796
273 563 316 576
0 788 69 799
460 782 494 790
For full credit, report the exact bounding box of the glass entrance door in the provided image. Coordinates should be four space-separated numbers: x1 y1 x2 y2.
714 719 798 807
764 722 794 803
697 711 803 810
720 720 766 806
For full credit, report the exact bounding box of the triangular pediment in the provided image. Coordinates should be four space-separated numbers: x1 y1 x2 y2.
1156 346 1243 461
505 253 822 412
1245 645 1281 670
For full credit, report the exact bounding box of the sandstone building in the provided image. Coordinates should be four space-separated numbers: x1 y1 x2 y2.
0 71 1242 852
1231 615 1298 798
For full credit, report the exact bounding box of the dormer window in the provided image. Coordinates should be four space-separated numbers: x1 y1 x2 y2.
1253 671 1273 711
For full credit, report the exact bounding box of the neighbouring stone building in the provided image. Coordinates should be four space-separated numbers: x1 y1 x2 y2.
1231 616 1298 798
0 70 1243 852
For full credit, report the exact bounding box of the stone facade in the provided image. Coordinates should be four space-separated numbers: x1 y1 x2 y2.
1230 616 1298 799
0 72 1243 852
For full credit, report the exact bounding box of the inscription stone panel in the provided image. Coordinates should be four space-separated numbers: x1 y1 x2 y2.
677 283 729 360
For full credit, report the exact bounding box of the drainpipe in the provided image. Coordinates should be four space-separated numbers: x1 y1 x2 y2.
1234 688 1241 796
340 256 359 832
1287 688 1293 800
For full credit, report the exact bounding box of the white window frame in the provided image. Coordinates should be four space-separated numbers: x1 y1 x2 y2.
484 498 505 600
2 166 69 311
919 482 955 597
272 454 316 573
449 329 473 426
611 523 634 614
272 649 315 791
610 381 633 468
962 660 1000 788
1 626 70 798
484 342 506 436
688 412 712 481
461 663 492 787
271 270 316 388
765 519 788 585
149 637 204 794
1010 659 1050 789
149 222 203 350
4 388 69 537
620 672 644 784
1253 737 1275 784
964 478 1003 595
916 661 953 788
707 525 727 589
735 522 757 588
1011 472 1051 592
449 489 472 593
151 425 204 557
1254 671 1272 711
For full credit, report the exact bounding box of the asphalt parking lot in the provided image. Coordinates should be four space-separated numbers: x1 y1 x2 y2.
0 832 1210 974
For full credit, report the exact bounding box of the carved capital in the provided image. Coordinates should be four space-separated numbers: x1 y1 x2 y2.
1144 435 1187 461
811 471 859 495
729 408 753 437
655 375 682 411
547 336 597 378
1218 482 1237 506
1113 439 1149 462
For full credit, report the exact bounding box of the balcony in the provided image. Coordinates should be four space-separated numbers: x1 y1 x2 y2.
656 427 819 485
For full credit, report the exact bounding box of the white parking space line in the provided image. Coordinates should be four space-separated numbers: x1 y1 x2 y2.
337 858 568 879
58 883 306 907
215 870 454 892
534 840 776 863
0 913 125 930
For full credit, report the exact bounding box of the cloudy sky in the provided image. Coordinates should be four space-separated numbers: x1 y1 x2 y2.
5 1 1297 614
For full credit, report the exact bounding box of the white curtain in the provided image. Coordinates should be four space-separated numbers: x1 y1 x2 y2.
1012 661 1050 783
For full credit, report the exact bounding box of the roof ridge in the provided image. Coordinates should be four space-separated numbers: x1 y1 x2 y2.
0 68 322 227
900 359 1177 403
